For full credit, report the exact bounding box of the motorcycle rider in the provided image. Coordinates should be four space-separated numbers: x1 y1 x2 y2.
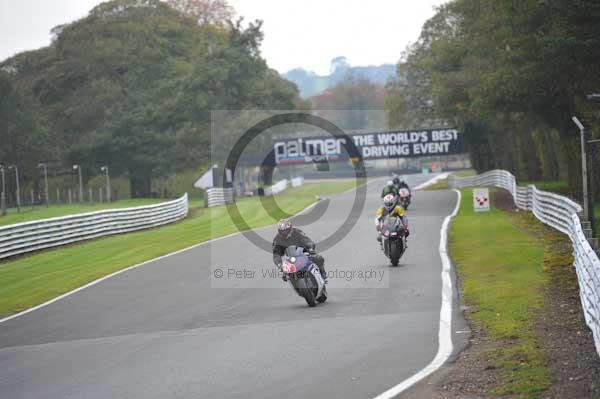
273 219 327 282
393 176 410 191
375 194 410 247
381 180 399 198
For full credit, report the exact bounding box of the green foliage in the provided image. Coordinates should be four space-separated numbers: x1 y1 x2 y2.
0 70 50 194
0 0 304 197
385 0 600 193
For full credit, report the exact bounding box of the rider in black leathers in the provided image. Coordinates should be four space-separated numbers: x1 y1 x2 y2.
273 219 326 282
393 176 410 191
381 180 399 198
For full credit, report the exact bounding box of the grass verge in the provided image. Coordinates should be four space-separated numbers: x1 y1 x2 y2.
0 180 361 318
450 188 552 397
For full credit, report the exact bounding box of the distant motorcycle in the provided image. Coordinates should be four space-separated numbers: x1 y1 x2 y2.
398 187 411 210
281 246 327 307
379 215 407 266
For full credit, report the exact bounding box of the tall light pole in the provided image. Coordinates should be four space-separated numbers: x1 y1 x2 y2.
8 165 20 212
100 166 110 202
0 165 6 216
577 94 600 236
38 163 49 207
73 164 83 203
573 116 595 233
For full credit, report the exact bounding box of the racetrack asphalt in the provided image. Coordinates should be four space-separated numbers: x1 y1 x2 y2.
0 174 468 399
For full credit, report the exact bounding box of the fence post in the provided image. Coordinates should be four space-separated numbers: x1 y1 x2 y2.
588 141 596 237
68 189 72 205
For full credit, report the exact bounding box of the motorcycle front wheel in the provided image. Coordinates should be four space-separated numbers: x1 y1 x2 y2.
297 275 317 307
389 239 404 266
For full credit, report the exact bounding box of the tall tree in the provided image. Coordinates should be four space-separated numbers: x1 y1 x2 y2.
1 0 304 197
310 74 386 130
385 0 600 191
166 0 234 26
0 70 49 194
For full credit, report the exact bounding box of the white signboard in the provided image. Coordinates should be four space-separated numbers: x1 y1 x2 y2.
194 165 216 189
473 188 490 212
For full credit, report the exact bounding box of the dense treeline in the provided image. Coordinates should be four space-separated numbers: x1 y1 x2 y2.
310 75 386 130
0 0 305 197
386 0 600 194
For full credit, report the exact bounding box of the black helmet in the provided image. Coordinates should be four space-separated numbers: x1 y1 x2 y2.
392 177 400 185
277 219 293 238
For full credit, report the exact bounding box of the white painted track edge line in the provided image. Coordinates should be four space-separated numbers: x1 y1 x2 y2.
371 188 462 399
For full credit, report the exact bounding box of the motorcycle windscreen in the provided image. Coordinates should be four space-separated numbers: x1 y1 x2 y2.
383 216 401 231
284 246 299 257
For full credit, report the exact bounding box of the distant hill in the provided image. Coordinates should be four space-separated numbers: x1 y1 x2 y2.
283 56 396 98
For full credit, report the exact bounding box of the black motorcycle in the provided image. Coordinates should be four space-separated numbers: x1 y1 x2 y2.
379 215 407 266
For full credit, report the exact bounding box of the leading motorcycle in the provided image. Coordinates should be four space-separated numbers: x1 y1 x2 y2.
281 246 327 307
379 215 408 266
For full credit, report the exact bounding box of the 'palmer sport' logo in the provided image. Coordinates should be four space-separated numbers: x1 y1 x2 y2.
274 137 347 164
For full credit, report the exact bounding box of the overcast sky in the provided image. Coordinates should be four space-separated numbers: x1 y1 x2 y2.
0 0 446 75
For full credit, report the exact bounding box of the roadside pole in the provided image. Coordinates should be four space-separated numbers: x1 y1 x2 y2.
73 165 83 203
38 163 49 207
9 165 20 213
574 116 596 237
101 166 110 202
0 165 6 216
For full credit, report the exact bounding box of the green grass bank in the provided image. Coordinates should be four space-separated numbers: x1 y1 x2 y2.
450 188 561 397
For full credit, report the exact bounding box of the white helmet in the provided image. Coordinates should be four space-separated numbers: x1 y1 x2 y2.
383 194 396 212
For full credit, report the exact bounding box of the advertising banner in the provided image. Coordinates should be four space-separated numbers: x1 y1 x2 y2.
272 128 465 164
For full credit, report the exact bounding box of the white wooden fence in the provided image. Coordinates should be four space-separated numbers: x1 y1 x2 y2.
0 194 188 259
205 188 234 208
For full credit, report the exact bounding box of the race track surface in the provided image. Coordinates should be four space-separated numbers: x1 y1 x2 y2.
0 174 463 399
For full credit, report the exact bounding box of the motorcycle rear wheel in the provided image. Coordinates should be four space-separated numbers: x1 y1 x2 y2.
317 286 328 303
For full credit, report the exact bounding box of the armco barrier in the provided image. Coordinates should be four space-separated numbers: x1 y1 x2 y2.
0 194 189 260
450 170 600 357
206 177 304 207
206 188 234 207
264 179 288 196
291 176 304 187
